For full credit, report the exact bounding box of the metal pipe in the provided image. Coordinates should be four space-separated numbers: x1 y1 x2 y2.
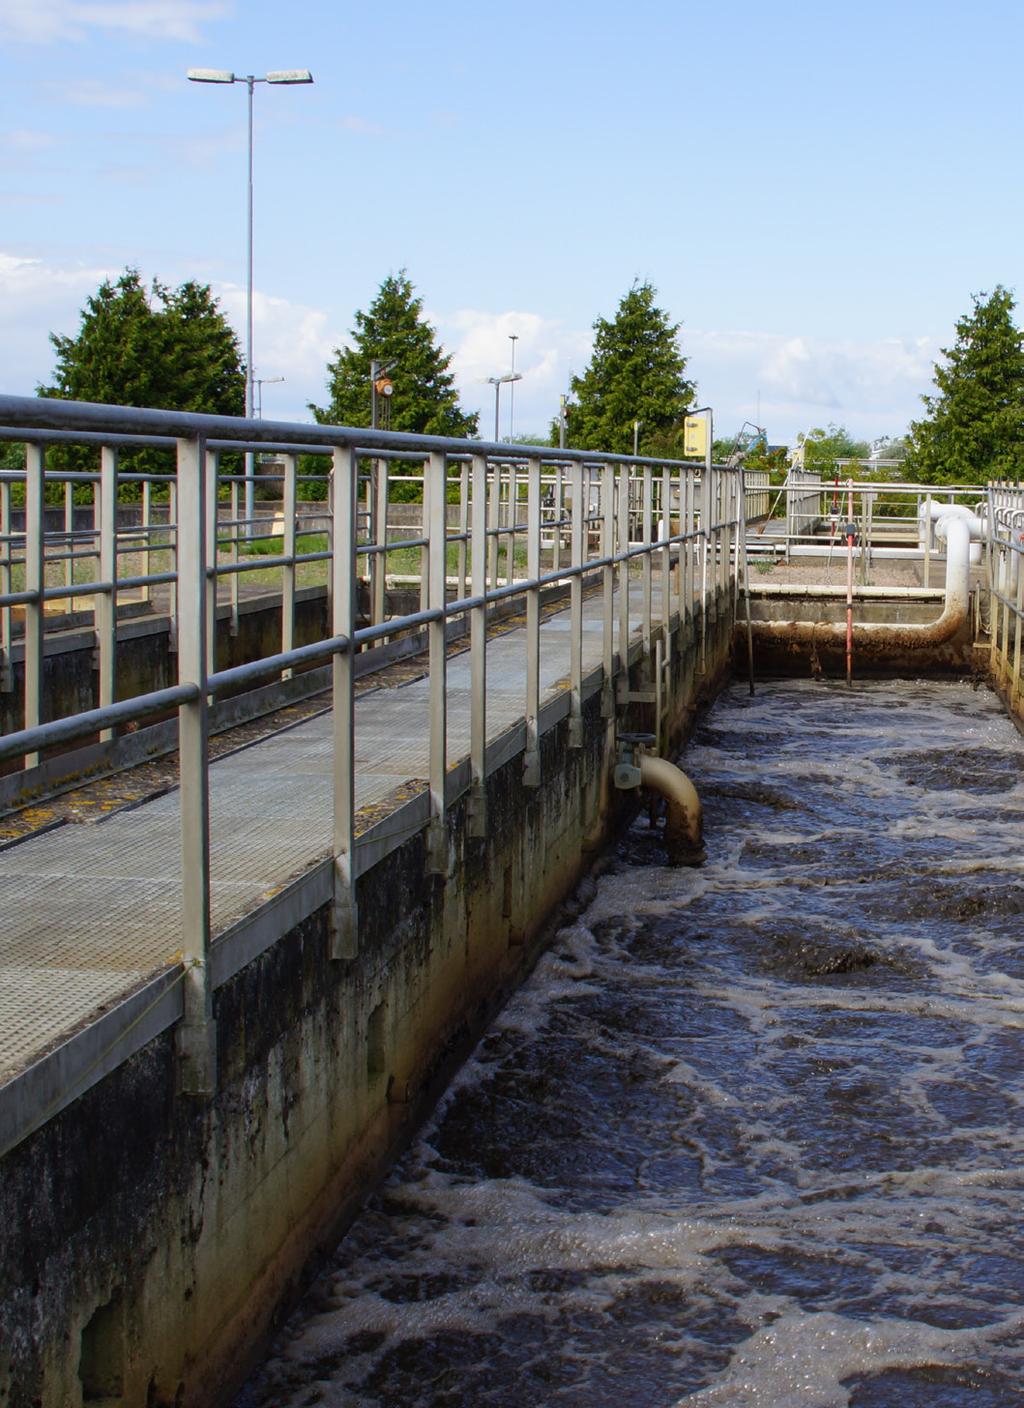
639 754 705 866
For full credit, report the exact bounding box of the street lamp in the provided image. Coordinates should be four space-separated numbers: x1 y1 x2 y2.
187 66 313 534
254 375 284 418
508 333 519 441
370 359 396 431
486 372 522 443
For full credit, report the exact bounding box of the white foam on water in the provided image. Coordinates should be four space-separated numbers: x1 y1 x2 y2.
240 681 1024 1407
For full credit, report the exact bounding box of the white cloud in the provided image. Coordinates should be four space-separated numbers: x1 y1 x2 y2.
212 281 342 419
686 327 939 442
0 129 56 153
434 308 590 438
0 0 230 43
0 251 119 391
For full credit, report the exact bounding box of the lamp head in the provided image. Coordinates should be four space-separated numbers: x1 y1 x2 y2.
266 69 314 84
187 68 235 82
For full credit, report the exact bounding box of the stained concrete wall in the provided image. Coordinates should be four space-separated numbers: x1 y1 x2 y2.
0 599 735 1408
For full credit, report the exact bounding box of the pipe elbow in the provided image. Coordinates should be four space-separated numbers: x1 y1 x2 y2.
639 754 705 866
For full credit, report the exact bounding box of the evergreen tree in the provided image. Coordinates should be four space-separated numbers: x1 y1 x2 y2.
313 271 478 437
557 281 695 455
41 269 244 417
41 269 244 480
906 286 1024 484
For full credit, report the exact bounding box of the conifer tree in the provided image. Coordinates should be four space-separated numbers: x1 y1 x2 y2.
559 281 695 455
41 269 245 416
906 286 1024 484
313 271 478 437
40 269 245 477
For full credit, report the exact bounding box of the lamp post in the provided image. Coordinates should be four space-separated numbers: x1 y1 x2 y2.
370 359 396 431
254 375 284 418
508 333 519 442
186 67 313 535
486 372 522 443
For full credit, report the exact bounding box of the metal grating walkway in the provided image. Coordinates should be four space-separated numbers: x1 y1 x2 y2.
0 584 672 1084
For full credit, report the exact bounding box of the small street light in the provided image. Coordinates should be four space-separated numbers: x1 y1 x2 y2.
254 375 284 419
508 333 519 441
486 372 522 443
187 65 313 535
370 358 396 431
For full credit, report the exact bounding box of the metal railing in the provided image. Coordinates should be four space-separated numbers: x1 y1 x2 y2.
987 482 1024 704
0 394 744 1089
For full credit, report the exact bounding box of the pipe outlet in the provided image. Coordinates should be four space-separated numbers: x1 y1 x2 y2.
639 754 705 866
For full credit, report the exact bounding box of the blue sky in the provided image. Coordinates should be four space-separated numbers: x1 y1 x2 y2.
2 0 1022 445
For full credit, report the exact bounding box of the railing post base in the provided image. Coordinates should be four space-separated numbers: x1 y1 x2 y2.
176 1009 217 1097
425 818 448 877
467 784 487 838
522 750 541 788
331 858 359 960
568 715 584 750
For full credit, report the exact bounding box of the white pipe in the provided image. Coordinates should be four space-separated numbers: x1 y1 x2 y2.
639 753 704 865
751 512 976 652
918 501 984 564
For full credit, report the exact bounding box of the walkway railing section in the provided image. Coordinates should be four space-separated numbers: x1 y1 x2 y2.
987 482 1024 704
0 395 743 1088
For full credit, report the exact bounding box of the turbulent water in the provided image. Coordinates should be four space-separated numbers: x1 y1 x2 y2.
238 680 1024 1407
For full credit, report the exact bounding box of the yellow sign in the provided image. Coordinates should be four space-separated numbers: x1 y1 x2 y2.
683 415 708 460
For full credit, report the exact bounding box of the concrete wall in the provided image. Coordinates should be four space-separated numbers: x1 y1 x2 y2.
0 599 735 1408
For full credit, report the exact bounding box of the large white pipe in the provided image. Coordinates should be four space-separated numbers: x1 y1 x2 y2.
751 512 976 652
639 754 704 865
918 501 984 563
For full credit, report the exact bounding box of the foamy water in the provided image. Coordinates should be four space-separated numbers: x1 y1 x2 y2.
238 680 1024 1407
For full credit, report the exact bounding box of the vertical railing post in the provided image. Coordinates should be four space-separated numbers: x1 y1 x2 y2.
229 476 240 637
175 433 214 1095
1010 537 1023 709
699 463 711 673
23 443 45 768
331 444 359 958
0 476 11 694
487 457 500 590
523 454 542 787
426 450 449 874
660 464 673 651
372 455 389 628
167 478 179 653
457 459 469 607
642 465 653 655
681 467 691 629
569 459 584 749
281 452 297 678
551 463 562 573
419 462 430 614
601 462 615 716
617 464 631 701
203 450 219 678
923 492 932 589
468 452 488 836
141 478 152 608
97 446 118 741
64 479 74 597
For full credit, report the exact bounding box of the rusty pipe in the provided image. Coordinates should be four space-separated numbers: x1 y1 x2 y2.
751 515 974 652
639 754 705 866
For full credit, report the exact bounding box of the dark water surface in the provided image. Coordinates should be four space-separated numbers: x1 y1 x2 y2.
238 681 1024 1406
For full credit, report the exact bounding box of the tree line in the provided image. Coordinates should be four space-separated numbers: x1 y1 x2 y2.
27 266 1024 487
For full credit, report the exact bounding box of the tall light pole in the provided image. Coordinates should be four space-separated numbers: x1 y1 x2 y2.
486 372 522 442
508 333 519 442
187 67 313 534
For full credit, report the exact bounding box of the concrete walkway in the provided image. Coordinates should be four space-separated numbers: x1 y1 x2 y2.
0 584 661 1087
